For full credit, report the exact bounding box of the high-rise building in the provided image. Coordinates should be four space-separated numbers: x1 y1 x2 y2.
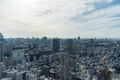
52 39 60 53
78 36 80 41
60 52 69 80
41 37 47 44
3 44 12 57
0 33 4 62
66 39 74 54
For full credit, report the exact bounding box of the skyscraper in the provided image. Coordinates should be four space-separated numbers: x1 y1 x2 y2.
66 39 74 54
60 52 69 80
0 33 4 62
52 38 60 53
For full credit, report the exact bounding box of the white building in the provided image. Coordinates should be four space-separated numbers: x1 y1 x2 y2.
12 49 25 62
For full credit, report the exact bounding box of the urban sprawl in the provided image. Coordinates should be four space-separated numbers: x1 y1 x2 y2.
0 33 120 80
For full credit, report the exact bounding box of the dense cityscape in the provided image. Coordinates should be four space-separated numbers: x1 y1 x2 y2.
0 33 120 80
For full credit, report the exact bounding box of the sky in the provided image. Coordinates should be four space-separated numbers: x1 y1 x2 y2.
0 0 120 38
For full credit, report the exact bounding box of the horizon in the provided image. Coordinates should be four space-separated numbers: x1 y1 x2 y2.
0 0 120 38
2 35 120 40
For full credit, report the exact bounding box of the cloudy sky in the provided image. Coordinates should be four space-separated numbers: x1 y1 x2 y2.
0 0 120 38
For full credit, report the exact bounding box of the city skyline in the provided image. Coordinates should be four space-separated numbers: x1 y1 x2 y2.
0 0 120 38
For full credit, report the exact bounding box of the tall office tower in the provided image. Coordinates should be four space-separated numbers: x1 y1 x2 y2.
78 36 80 41
60 52 69 80
0 33 4 62
52 38 60 53
3 44 12 57
41 37 47 44
66 39 74 54
0 63 2 79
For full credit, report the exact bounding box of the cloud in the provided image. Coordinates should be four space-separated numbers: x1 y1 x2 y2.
0 0 120 38
71 4 120 29
106 0 114 3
